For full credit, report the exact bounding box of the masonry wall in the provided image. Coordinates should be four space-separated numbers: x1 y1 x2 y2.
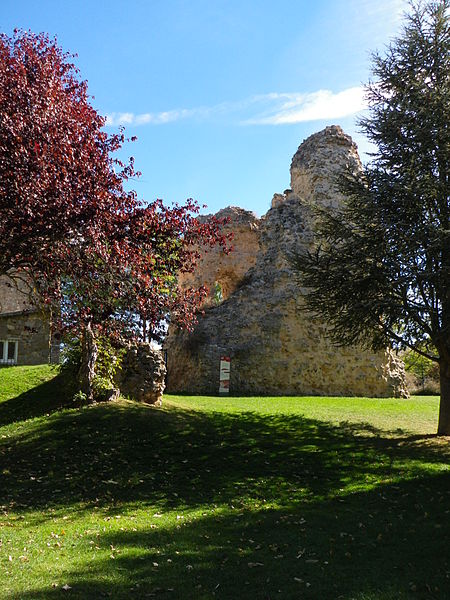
0 312 51 365
0 274 57 365
179 206 261 306
164 126 408 398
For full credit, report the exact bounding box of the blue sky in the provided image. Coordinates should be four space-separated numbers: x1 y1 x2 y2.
2 0 407 216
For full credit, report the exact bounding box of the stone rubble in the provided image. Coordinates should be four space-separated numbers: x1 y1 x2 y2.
118 343 166 404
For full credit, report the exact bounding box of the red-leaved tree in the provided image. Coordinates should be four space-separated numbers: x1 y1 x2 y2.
0 30 231 399
60 199 230 398
0 30 137 280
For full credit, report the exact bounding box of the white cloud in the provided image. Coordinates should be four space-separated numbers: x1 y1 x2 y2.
352 0 406 20
246 87 367 125
104 86 367 128
106 109 196 126
107 112 134 125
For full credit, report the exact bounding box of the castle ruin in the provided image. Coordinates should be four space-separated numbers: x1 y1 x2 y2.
164 126 407 397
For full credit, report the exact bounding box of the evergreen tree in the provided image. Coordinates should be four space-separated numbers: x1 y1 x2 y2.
292 1 450 434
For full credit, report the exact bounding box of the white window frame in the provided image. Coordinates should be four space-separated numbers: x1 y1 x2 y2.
0 339 18 365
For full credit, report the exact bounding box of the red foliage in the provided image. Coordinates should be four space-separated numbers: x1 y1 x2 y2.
60 199 232 342
0 30 232 344
0 31 137 278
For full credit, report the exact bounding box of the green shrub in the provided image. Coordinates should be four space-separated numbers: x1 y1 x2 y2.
402 349 440 394
60 334 124 400
94 336 125 384
71 389 88 406
92 376 118 402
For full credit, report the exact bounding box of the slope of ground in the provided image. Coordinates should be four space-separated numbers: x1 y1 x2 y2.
0 366 448 599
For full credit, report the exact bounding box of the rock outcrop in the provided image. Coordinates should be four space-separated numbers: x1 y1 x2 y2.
165 126 407 398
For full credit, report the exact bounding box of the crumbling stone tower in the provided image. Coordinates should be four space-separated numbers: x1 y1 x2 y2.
165 126 407 397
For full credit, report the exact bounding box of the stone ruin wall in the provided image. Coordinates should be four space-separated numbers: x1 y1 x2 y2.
165 126 407 397
177 207 261 306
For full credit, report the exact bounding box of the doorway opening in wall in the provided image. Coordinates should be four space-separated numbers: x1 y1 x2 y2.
0 340 18 365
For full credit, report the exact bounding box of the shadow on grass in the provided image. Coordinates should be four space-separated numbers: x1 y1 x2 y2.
1 398 449 598
2 403 448 512
14 475 450 599
0 373 73 425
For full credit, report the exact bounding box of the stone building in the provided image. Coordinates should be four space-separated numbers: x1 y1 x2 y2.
0 273 59 365
164 126 407 397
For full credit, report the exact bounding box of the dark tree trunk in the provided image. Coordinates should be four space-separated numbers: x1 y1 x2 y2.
78 321 98 402
437 359 450 435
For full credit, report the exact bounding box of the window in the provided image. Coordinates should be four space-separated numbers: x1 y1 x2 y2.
0 340 18 365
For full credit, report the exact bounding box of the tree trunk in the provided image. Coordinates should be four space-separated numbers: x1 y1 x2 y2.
437 359 450 435
78 321 98 402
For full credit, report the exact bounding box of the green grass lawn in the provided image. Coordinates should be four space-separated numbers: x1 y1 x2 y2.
0 366 449 599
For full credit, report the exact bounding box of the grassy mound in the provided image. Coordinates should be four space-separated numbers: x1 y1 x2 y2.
0 366 448 599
